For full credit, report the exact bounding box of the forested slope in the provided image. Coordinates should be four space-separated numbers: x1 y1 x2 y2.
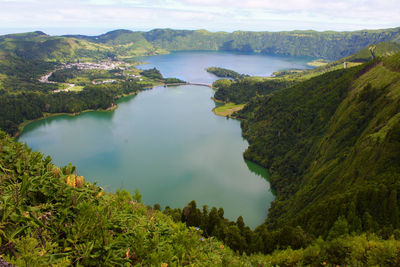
68 27 400 59
2 30 400 265
2 131 400 266
212 42 400 105
0 32 169 136
238 53 400 238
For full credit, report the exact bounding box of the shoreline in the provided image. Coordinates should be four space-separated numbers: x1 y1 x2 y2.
212 102 245 117
14 82 213 138
14 105 119 139
14 91 136 138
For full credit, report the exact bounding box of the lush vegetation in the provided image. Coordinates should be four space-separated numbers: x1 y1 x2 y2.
1 131 400 266
157 28 400 59
346 42 400 62
140 67 163 80
206 67 247 80
212 42 400 105
0 132 243 266
213 77 292 103
2 131 400 266
62 27 400 60
164 78 185 84
140 68 185 84
2 30 400 264
48 67 81 83
0 31 188 136
2 28 400 65
237 55 400 240
213 103 245 117
0 81 149 136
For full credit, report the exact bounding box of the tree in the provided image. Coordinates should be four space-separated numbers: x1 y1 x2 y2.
327 216 349 240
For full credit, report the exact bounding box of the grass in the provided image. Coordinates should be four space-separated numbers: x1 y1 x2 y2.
213 102 245 117
307 59 330 67
273 61 364 82
68 85 84 92
56 83 84 92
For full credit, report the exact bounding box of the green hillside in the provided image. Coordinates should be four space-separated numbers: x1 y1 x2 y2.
64 27 400 60
142 28 400 59
345 42 400 62
0 31 171 136
2 131 400 266
0 31 164 64
212 42 400 105
238 53 400 238
2 30 400 265
0 35 113 62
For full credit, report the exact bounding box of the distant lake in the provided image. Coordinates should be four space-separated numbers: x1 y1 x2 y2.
18 51 312 228
136 51 313 84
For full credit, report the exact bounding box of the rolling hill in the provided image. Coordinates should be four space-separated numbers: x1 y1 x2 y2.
238 53 400 238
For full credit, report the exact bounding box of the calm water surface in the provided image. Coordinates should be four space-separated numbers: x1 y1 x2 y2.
19 51 312 228
137 51 312 84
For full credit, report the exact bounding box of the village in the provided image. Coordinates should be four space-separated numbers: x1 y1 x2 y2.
39 61 144 92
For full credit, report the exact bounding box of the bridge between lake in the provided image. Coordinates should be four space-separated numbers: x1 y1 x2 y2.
165 82 212 88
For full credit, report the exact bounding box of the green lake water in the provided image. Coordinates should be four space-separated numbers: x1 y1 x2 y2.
18 51 312 228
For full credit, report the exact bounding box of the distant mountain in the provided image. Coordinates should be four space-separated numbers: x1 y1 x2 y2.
0 35 113 62
2 28 400 265
0 31 48 41
65 27 400 59
1 27 399 63
65 29 150 46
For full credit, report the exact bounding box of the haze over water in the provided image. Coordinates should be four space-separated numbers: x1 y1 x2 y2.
18 51 312 228
137 51 312 84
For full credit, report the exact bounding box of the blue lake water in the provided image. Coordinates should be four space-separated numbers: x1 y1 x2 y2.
18 51 312 228
136 50 312 84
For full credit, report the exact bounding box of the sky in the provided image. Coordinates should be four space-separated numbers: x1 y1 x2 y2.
0 0 399 35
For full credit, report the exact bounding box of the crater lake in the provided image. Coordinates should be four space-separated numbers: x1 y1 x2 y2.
18 51 313 228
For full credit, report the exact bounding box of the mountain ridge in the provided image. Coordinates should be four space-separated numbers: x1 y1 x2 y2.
60 26 400 59
237 54 400 237
1 29 400 265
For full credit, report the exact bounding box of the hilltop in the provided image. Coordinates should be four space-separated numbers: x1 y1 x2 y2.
1 28 400 265
65 27 400 59
236 53 400 238
212 41 400 104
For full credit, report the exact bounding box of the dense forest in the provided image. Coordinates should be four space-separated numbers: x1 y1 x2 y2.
1 29 400 265
67 27 400 59
1 28 400 65
212 41 400 105
206 67 247 80
213 78 292 103
0 32 186 136
236 54 400 239
2 131 400 266
0 81 146 135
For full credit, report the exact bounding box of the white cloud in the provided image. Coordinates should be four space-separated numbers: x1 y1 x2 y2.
0 0 399 34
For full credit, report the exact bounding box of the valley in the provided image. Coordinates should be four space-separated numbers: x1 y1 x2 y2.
17 51 314 228
1 27 400 266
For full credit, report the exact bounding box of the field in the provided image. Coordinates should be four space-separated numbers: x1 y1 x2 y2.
213 102 245 117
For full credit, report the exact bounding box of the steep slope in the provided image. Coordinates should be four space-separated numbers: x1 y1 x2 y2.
346 42 400 62
0 131 249 266
239 54 400 237
66 27 400 60
213 42 400 105
0 35 113 62
64 29 161 57
2 132 400 266
142 28 400 59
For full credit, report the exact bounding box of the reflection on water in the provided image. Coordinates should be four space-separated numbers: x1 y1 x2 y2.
136 51 313 84
18 52 312 228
